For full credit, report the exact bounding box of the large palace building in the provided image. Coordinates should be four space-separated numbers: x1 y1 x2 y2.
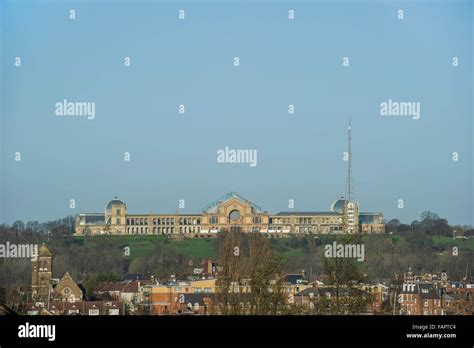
74 123 385 237
74 192 385 237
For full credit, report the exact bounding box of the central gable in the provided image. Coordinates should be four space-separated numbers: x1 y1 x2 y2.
203 192 262 214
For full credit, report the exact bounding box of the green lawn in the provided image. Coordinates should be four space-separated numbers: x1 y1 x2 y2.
432 236 474 252
72 234 474 262
173 239 217 259
282 248 304 259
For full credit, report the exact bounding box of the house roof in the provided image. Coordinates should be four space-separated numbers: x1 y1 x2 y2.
120 273 152 282
401 283 440 299
180 293 212 306
295 286 365 297
0 303 16 315
96 282 127 292
282 274 307 285
96 280 140 293
24 301 124 314
122 281 140 293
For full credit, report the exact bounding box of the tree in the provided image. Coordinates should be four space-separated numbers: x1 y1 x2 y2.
215 230 285 315
12 221 25 232
397 224 410 234
386 219 401 233
320 235 371 314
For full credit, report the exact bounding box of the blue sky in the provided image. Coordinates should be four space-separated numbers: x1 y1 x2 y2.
1 0 472 225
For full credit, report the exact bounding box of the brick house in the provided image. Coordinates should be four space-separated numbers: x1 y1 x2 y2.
399 282 442 315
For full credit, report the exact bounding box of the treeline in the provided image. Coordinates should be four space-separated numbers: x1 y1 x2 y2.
385 211 473 236
3 216 75 236
269 232 473 281
0 228 124 288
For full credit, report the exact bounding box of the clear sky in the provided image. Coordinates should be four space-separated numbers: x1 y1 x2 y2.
1 0 472 225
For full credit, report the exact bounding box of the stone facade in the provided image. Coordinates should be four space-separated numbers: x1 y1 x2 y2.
75 192 385 237
53 272 83 303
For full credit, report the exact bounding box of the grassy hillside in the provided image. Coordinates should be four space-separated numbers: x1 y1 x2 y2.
73 234 474 261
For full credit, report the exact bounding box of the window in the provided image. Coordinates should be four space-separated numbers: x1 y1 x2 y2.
109 308 119 315
229 210 240 221
116 218 120 225
116 209 120 215
204 288 212 293
89 308 100 315
424 300 428 307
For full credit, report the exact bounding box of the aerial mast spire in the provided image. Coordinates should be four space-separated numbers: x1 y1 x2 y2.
345 118 354 202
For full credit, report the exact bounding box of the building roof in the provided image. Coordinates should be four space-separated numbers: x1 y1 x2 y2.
274 212 341 216
0 303 16 315
295 286 365 297
295 287 320 297
97 280 141 293
122 281 140 293
25 301 124 314
106 198 125 212
96 282 128 292
83 214 105 224
401 282 440 299
181 293 211 306
202 192 263 213
38 243 52 257
282 274 307 285
120 273 152 282
330 198 347 214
